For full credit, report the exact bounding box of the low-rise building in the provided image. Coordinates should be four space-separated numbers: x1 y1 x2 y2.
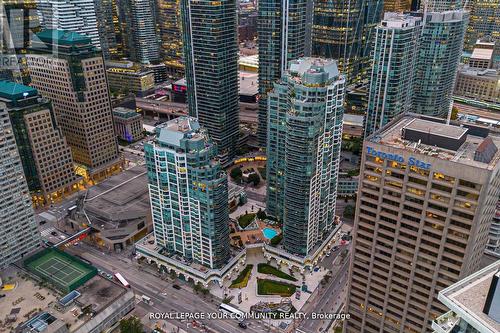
432 260 500 333
107 66 155 97
112 107 144 143
337 172 359 197
454 66 500 104
69 166 152 251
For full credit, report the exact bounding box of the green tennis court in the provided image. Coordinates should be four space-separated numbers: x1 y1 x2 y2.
25 248 97 292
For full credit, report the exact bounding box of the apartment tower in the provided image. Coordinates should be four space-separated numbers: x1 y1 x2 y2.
256 0 307 147
0 103 40 267
266 58 345 256
365 13 422 137
345 114 500 333
36 0 101 49
180 0 239 164
27 30 120 181
464 0 500 52
413 10 469 118
145 117 231 269
0 81 80 206
157 0 183 68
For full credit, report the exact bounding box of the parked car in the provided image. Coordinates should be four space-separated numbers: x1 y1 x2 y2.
172 284 181 290
50 231 57 236
238 322 247 329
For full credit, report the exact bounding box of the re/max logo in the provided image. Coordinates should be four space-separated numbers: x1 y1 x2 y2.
366 147 431 170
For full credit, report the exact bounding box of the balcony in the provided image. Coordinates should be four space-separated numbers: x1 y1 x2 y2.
432 311 459 333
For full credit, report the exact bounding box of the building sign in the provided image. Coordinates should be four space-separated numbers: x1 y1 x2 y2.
366 147 431 170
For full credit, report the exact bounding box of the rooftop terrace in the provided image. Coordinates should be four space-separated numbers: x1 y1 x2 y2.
369 114 500 169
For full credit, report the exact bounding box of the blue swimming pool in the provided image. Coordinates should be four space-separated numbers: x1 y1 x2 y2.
262 228 278 239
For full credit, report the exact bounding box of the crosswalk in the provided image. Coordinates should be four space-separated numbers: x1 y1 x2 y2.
40 226 56 238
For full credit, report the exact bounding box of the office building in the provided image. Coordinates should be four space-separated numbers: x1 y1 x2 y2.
112 107 144 142
266 58 345 256
454 66 500 104
413 10 469 118
157 0 183 67
0 81 80 205
106 66 155 97
93 0 126 59
365 13 422 137
464 0 500 52
345 114 500 333
257 0 307 146
0 0 40 83
468 40 496 69
312 0 384 84
486 199 500 258
0 102 39 268
119 0 160 64
432 260 500 333
384 0 412 12
425 0 465 11
180 0 239 164
144 117 231 269
36 0 101 49
27 30 121 181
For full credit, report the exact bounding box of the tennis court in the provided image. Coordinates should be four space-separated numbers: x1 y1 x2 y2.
25 248 97 292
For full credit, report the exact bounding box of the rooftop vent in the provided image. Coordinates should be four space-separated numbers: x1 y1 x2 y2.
474 137 498 163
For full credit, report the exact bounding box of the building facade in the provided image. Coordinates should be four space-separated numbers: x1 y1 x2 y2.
465 0 500 52
311 0 384 85
119 0 160 64
345 115 500 333
27 30 120 180
112 107 143 142
454 66 500 104
413 10 469 118
156 0 183 67
365 13 421 137
36 0 101 49
145 117 231 269
256 0 307 147
0 81 80 205
180 0 239 164
106 66 155 97
266 58 345 256
383 0 412 12
93 0 126 59
0 104 40 268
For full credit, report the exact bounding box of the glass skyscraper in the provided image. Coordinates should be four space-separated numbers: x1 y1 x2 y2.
180 0 239 164
413 10 469 118
145 117 231 269
365 13 422 137
157 0 183 66
312 0 384 84
257 0 307 147
464 0 500 52
266 58 345 256
0 103 40 268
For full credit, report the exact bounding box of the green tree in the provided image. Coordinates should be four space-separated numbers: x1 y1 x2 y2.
247 173 260 186
343 205 355 219
450 106 459 120
257 208 267 220
119 316 143 333
230 167 242 180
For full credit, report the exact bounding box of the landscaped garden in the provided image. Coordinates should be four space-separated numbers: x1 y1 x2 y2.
257 278 297 297
258 263 297 281
238 213 256 229
229 264 253 289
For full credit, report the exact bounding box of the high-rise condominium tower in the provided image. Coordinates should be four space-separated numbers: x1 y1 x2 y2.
180 0 239 164
256 0 307 147
145 117 231 269
36 0 101 49
424 0 465 11
157 0 183 66
27 30 120 180
119 0 160 63
345 114 500 333
365 13 422 137
413 10 469 118
93 0 126 59
383 0 412 12
464 0 500 52
0 81 79 205
266 58 345 256
0 104 40 268
312 0 384 84
0 0 40 83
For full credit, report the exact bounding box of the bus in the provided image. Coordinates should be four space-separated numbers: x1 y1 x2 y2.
219 303 245 322
114 272 130 288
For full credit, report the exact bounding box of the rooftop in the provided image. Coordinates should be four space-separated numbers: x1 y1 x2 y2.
156 116 206 147
438 260 500 333
83 165 149 225
368 114 500 169
112 107 141 119
0 80 37 101
239 71 258 96
381 12 421 28
287 57 342 86
471 47 494 62
36 29 92 45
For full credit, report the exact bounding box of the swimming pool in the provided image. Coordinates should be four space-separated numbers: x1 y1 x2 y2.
262 228 278 239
